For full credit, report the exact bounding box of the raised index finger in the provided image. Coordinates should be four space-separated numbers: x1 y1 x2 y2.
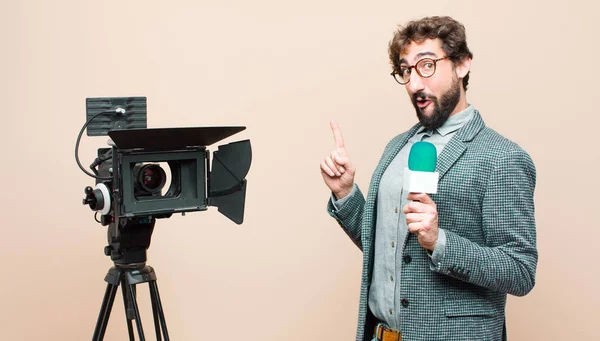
330 120 345 148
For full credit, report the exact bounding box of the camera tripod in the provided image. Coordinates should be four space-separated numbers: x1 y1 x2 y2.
92 263 170 341
89 218 170 341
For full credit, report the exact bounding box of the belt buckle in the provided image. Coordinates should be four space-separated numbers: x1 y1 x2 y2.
376 324 402 341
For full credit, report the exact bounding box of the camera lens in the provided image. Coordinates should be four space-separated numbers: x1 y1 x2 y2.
134 164 166 194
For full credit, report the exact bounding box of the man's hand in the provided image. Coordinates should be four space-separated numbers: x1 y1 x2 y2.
403 193 439 251
320 120 356 200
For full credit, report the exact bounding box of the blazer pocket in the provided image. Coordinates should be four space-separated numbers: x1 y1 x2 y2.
444 295 497 317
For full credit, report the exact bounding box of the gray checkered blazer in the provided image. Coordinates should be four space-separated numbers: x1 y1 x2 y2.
328 111 537 341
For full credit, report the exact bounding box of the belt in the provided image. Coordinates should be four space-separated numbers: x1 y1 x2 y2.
375 324 402 341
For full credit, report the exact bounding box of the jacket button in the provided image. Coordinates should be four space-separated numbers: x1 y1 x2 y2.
403 255 412 264
401 299 409 308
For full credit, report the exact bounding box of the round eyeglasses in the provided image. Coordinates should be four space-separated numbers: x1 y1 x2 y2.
391 56 449 85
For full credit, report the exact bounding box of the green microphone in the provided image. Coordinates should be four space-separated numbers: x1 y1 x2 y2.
403 141 439 193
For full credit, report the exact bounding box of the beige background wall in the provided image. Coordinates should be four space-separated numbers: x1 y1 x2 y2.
1 0 598 340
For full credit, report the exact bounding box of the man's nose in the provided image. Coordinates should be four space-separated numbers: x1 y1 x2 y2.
407 70 425 93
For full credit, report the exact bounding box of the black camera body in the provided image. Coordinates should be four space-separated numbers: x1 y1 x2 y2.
81 97 251 264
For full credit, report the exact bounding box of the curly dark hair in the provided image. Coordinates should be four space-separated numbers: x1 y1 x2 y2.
388 16 474 90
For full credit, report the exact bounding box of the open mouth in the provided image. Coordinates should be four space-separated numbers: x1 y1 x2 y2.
416 98 431 109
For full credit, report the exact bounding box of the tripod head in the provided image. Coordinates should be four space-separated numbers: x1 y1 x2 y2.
104 216 155 266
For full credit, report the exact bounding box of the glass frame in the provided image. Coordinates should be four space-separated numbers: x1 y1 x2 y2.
391 56 449 85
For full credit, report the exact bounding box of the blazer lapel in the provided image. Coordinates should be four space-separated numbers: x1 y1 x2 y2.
436 110 486 180
372 125 420 184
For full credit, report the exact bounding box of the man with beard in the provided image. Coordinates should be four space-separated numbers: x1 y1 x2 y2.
320 16 537 341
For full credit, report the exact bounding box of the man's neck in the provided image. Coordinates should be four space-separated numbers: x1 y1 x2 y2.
449 95 468 117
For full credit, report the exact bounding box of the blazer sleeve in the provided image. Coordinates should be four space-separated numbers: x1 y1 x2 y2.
327 184 366 251
431 149 538 296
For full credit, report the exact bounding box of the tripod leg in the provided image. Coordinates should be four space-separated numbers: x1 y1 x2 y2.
149 281 162 341
92 282 119 341
121 277 135 341
128 284 147 341
149 281 170 341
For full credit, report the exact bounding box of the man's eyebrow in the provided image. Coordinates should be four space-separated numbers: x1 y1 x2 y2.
399 52 439 65
415 51 438 59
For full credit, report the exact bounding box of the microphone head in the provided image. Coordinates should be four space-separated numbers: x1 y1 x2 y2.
408 141 437 172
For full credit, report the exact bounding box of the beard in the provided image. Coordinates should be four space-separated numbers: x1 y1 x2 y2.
411 76 461 131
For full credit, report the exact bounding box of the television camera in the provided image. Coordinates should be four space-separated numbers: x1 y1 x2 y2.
77 96 251 340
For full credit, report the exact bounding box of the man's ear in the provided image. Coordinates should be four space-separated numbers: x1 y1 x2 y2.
455 57 472 79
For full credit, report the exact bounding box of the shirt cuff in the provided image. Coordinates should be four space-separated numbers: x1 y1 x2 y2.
429 228 447 265
330 184 357 210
